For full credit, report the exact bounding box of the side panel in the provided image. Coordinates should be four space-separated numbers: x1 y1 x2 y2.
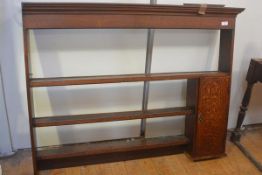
185 79 199 156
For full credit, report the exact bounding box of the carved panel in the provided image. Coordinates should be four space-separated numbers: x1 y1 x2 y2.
195 76 230 158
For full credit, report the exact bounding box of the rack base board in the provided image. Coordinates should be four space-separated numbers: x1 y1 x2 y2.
37 136 189 170
38 145 186 170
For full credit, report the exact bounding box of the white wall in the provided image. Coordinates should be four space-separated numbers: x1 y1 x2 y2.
0 67 15 156
0 0 18 155
1 0 262 149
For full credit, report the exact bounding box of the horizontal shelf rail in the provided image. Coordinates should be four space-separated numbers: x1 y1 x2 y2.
30 71 229 87
36 135 189 161
33 107 193 127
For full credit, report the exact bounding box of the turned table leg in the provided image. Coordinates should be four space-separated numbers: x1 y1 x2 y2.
231 83 255 141
230 81 262 172
230 59 262 171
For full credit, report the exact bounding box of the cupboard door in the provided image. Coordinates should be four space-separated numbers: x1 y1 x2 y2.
195 76 230 159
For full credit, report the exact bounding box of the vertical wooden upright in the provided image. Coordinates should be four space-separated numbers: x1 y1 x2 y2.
219 29 235 74
23 29 38 174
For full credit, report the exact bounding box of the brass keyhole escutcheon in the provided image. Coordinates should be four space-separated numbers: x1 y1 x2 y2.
198 114 204 123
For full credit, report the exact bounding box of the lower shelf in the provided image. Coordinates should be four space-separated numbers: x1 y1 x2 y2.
37 135 189 170
37 135 189 160
33 107 193 127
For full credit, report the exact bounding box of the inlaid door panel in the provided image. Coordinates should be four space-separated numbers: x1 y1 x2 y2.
195 76 230 158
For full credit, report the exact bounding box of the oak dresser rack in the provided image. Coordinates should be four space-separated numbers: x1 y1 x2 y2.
22 3 244 174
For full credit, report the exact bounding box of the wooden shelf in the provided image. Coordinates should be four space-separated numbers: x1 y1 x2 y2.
33 107 193 127
37 135 189 161
30 72 229 87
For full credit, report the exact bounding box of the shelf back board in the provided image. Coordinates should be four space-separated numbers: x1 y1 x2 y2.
22 3 244 29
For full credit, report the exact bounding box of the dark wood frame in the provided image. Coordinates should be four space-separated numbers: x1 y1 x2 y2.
22 3 244 174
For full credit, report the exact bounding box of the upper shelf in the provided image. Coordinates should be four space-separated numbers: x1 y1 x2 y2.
29 71 229 87
22 3 244 29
